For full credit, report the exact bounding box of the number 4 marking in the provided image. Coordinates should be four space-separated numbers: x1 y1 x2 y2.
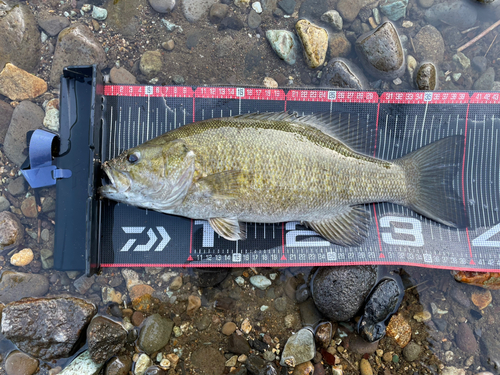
472 223 500 247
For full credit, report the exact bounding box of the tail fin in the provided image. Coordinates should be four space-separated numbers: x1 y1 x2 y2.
395 135 469 228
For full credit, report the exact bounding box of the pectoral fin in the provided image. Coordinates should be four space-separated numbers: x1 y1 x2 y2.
304 205 371 247
209 217 247 241
197 170 252 200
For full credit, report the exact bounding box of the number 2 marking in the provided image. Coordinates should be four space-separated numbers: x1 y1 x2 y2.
379 216 424 247
285 222 330 247
472 223 500 247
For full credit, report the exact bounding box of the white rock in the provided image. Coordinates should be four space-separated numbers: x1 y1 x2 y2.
134 354 152 375
92 6 107 21
59 351 105 374
441 366 465 375
249 275 272 290
182 0 217 22
252 1 262 13
121 269 142 290
263 77 278 88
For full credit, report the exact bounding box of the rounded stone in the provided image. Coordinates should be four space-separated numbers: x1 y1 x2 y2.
418 0 434 8
413 25 444 64
0 271 49 303
135 354 152 375
161 40 175 51
92 6 108 20
266 30 300 65
455 322 478 353
182 0 217 22
295 19 329 68
320 58 369 89
312 266 377 321
0 3 41 73
10 248 34 267
148 0 176 13
222 321 237 335
403 342 422 362
250 275 272 290
0 211 24 251
293 361 314 374
21 196 37 218
328 32 351 58
5 351 38 375
105 355 132 375
247 9 261 29
415 62 437 90
472 56 488 73
140 51 163 77
359 358 373 375
209 3 228 23
355 21 405 80
386 313 411 348
186 295 201 314
473 67 495 90
138 314 174 354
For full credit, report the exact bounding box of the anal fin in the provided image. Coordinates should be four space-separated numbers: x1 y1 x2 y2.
209 217 247 241
304 205 371 247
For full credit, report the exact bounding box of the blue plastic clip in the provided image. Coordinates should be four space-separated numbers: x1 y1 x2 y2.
21 129 72 188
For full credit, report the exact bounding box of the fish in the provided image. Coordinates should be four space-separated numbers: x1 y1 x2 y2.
99 112 469 246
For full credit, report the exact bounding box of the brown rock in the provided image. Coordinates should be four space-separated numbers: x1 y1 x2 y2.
452 271 500 290
413 25 445 64
109 67 138 84
131 311 145 326
328 32 351 58
222 321 237 335
187 295 201 314
471 289 492 310
359 358 373 375
129 284 154 301
0 63 47 101
386 313 411 348
295 19 329 68
10 248 34 267
87 316 128 363
455 322 478 353
130 284 156 312
5 351 39 375
21 196 37 218
293 361 314 375
0 211 24 251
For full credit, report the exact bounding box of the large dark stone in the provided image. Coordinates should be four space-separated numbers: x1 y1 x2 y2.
320 58 369 89
0 3 41 73
311 266 377 322
138 314 174 354
355 21 405 80
1 297 96 359
87 316 128 363
357 278 403 342
228 333 251 354
191 268 230 287
480 328 500 373
0 271 48 304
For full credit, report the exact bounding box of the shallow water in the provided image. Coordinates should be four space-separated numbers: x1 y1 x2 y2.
1 0 500 374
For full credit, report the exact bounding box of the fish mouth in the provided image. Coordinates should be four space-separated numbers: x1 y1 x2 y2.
99 163 130 197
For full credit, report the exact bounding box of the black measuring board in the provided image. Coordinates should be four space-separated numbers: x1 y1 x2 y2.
98 85 500 271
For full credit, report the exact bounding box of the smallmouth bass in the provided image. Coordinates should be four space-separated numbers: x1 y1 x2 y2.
99 112 468 246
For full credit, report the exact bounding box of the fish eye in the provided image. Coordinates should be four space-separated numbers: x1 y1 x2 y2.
127 152 139 164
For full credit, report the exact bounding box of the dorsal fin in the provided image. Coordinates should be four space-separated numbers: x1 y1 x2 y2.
232 111 370 153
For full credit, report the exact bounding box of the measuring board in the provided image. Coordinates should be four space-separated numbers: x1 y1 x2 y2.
52 66 500 274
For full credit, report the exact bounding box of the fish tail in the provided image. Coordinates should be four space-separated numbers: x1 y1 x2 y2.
394 135 469 228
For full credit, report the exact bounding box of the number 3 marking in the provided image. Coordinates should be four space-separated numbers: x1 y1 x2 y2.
379 216 424 247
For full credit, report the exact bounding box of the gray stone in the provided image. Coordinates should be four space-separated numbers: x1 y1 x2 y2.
139 51 163 77
403 342 422 362
105 0 145 37
37 14 70 36
418 0 434 8
278 0 295 14
321 58 370 90
480 328 500 372
379 0 408 21
280 328 315 366
186 30 203 49
148 0 176 13
215 36 235 57
0 211 24 252
312 266 377 321
1 297 97 359
219 16 244 31
0 196 9 212
274 296 288 312
298 0 328 20
299 299 323 327
0 3 41 73
209 3 229 23
41 197 56 212
92 6 108 20
182 0 217 22
7 177 26 196
138 314 174 354
472 56 488 72
250 275 272 290
355 21 405 80
5 350 39 375
50 24 107 88
110 67 137 84
172 75 185 84
266 30 300 65
473 67 495 90
87 316 128 363
4 101 44 166
59 351 105 375
0 271 49 304
74 274 96 294
247 9 261 29
413 25 445 64
0 100 13 144
425 1 477 29
321 10 342 31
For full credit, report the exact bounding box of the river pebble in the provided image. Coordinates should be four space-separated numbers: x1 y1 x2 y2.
473 67 495 90
250 275 272 290
266 30 299 65
10 248 33 267
5 351 39 375
149 0 176 13
138 314 174 354
321 10 343 31
182 0 217 22
0 63 46 101
415 62 437 90
209 3 229 23
455 322 478 353
280 328 315 367
296 20 329 69
320 58 370 89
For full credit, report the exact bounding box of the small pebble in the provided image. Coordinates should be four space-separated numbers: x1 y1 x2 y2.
222 322 237 335
241 318 252 334
91 6 107 20
10 248 34 267
359 358 373 375
162 40 175 51
252 2 262 13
